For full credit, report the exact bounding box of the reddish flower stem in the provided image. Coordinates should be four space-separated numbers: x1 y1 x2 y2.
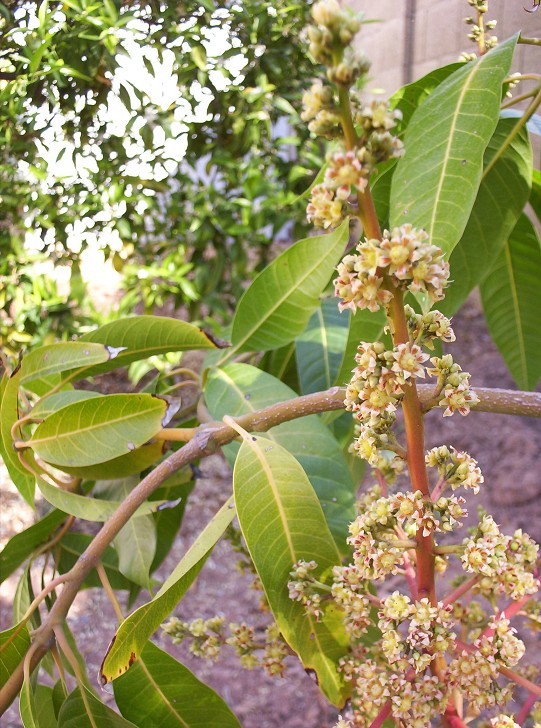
368 699 392 728
516 692 538 725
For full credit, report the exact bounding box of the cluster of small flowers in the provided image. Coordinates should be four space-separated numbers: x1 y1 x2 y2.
388 673 449 726
307 0 362 68
334 224 450 314
446 649 513 713
461 515 540 599
428 354 479 416
379 592 456 672
301 81 342 138
426 445 484 494
475 616 525 667
490 717 520 728
404 304 456 349
338 657 450 727
463 0 498 57
393 490 468 536
287 559 324 618
347 499 403 580
331 565 371 637
350 426 404 479
162 615 225 660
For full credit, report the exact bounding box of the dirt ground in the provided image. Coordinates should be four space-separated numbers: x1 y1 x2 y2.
1 293 540 727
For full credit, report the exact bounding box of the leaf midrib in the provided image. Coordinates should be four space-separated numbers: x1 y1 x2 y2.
30 401 164 448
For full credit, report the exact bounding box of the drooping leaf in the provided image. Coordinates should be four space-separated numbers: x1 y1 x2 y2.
334 307 388 387
390 36 518 256
0 369 35 506
296 298 349 395
13 567 33 625
0 622 30 689
28 393 168 467
114 641 241 727
57 686 137 728
233 433 349 706
20 342 115 385
205 364 355 550
227 219 349 357
36 477 167 522
58 441 166 480
441 118 532 314
20 682 57 728
480 214 541 390
94 478 157 589
99 496 235 684
0 509 67 583
78 316 218 377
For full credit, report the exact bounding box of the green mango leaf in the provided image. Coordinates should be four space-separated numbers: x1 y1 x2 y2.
205 364 355 550
114 641 241 727
390 36 518 256
58 441 166 480
28 393 168 467
0 622 30 689
57 686 137 728
149 472 194 574
296 298 349 395
99 496 235 684
370 159 397 229
480 214 541 390
36 477 168 522
530 168 541 225
20 342 116 385
227 219 349 358
233 433 349 706
13 568 33 625
94 478 157 589
390 62 464 131
258 342 299 390
0 509 67 583
78 316 218 377
334 307 388 387
20 682 57 728
56 533 135 591
29 390 101 418
0 369 35 507
441 119 532 314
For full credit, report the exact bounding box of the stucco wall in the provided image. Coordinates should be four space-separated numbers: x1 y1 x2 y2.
350 0 541 96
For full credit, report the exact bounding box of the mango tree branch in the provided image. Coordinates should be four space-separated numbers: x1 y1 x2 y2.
1 384 541 712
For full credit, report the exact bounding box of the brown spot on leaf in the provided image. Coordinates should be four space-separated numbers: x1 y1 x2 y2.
129 651 137 667
200 329 230 349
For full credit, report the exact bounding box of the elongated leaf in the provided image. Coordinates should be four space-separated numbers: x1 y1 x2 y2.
36 477 167 522
114 641 241 728
79 316 218 377
13 567 33 624
99 478 156 589
390 63 464 131
57 686 137 728
390 36 518 256
20 342 115 385
20 682 57 728
234 434 349 706
28 393 167 467
149 472 194 574
296 298 349 395
0 369 35 506
441 119 532 314
29 390 101 418
531 168 541 225
99 496 235 684
0 509 67 583
258 342 299 390
228 219 349 356
0 622 30 688
480 214 541 390
58 441 166 480
56 534 134 590
334 307 388 387
205 364 355 550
